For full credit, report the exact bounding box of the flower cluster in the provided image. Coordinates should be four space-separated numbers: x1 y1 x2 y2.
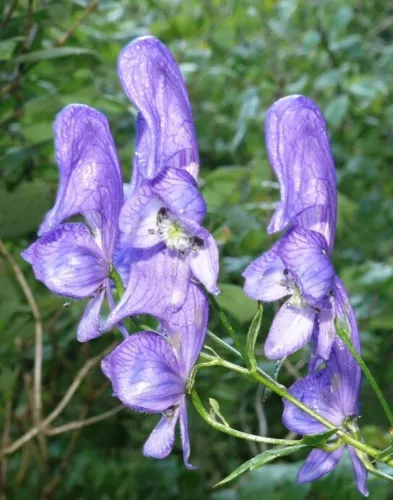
22 36 218 466
243 96 367 495
22 35 370 494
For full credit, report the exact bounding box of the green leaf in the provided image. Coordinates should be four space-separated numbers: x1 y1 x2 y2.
216 284 258 323
249 445 310 470
302 429 338 447
324 95 349 127
214 457 254 487
13 46 100 64
245 304 263 371
0 37 23 61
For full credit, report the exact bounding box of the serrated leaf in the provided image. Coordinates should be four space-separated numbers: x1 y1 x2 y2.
245 304 263 371
13 47 100 63
249 445 309 470
302 428 338 447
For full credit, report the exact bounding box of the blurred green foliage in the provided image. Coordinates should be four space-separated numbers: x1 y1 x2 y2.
1 0 393 498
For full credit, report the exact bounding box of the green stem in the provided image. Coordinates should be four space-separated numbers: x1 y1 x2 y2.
191 390 303 446
335 319 393 428
197 353 393 466
207 330 242 358
110 266 124 298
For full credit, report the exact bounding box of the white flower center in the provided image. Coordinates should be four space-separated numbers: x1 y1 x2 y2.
150 207 204 256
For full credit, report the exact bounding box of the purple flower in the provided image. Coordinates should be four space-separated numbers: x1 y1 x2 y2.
243 96 338 359
265 95 337 251
282 278 368 496
113 36 219 314
22 105 123 342
102 283 208 467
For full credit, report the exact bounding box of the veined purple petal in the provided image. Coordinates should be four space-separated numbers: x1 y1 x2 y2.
265 95 337 250
118 182 156 239
161 283 208 376
243 242 290 302
315 308 335 360
297 448 343 484
282 367 345 435
328 277 361 416
180 396 195 469
40 105 123 257
102 332 184 412
190 231 219 295
23 223 109 299
348 447 369 497
130 113 149 192
152 167 206 224
117 36 199 179
264 300 316 359
77 287 106 342
143 406 180 460
278 227 335 308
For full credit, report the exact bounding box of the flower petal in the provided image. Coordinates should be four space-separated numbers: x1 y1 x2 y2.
143 407 180 460
179 396 195 469
328 277 361 416
23 223 109 299
117 36 199 179
297 448 343 484
161 283 208 376
102 332 184 412
265 95 337 250
278 227 335 308
39 105 123 257
77 287 106 342
265 300 316 359
283 368 345 434
243 242 289 302
152 167 206 224
190 232 219 295
315 308 335 360
348 447 369 497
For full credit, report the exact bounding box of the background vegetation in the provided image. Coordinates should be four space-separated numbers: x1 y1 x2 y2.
1 0 393 498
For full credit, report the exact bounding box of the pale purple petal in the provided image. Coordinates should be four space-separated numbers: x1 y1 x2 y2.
39 105 123 257
316 308 335 360
190 232 219 295
264 300 316 359
23 223 109 299
166 250 192 311
348 447 369 497
278 227 335 308
161 283 208 376
328 277 361 416
265 95 337 250
130 113 149 190
179 396 195 469
77 287 106 342
243 242 289 302
152 167 206 224
102 332 184 412
297 448 343 484
143 407 180 460
283 368 345 434
117 36 199 179
118 182 157 239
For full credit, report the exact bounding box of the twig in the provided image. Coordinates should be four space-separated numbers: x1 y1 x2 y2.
283 358 302 380
53 0 99 47
0 240 47 459
0 343 115 458
46 405 124 436
0 401 12 493
0 0 18 31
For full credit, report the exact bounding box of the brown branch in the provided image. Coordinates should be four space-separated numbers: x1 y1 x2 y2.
46 405 124 436
53 0 99 47
0 343 115 458
0 0 18 31
0 240 47 459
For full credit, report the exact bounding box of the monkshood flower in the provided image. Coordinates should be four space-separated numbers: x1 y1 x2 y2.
243 96 337 359
282 278 368 496
102 283 208 467
22 105 123 342
113 36 219 313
